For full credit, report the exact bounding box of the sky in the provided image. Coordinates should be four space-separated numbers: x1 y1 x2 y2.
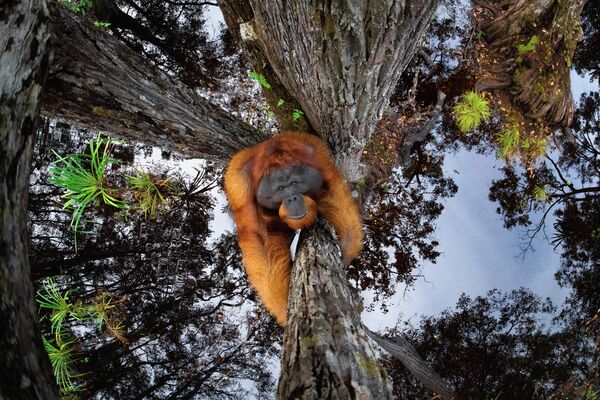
362 70 600 331
362 150 568 331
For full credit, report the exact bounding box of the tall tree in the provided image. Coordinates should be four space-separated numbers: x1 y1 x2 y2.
4 0 446 397
0 0 58 399
383 289 597 399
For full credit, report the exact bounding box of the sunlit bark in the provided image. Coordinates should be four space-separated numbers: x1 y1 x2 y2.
475 0 586 127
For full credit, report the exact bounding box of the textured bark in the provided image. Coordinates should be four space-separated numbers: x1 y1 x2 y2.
365 329 455 399
218 1 313 133
475 0 586 127
0 1 58 399
43 2 266 162
220 0 440 179
219 1 445 395
278 220 392 399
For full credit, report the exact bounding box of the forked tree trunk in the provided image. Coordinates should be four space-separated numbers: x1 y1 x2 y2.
278 221 392 399
475 0 586 127
220 0 440 180
220 1 444 398
0 1 58 398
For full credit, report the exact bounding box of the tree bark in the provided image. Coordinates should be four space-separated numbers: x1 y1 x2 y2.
220 1 445 396
0 1 58 399
278 220 392 399
43 2 266 162
218 0 313 133
220 0 440 179
365 329 455 399
475 0 586 127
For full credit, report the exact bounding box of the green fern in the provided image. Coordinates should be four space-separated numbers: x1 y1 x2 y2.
453 91 491 133
498 123 520 158
248 71 272 89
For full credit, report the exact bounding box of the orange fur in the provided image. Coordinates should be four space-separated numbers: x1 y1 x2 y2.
224 132 363 325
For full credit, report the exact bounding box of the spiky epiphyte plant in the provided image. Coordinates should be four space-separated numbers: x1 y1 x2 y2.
49 134 126 246
453 91 492 133
42 335 81 394
128 171 172 219
532 185 550 202
36 278 75 338
497 122 521 159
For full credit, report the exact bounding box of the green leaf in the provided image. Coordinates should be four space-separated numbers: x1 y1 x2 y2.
248 71 272 89
497 123 520 158
517 35 540 55
453 91 491 133
291 108 304 121
94 21 112 29
49 134 126 249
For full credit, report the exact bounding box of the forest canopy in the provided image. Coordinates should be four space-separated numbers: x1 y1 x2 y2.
0 0 598 399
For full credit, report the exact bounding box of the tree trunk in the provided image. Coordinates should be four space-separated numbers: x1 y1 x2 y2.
278 220 392 399
475 0 586 127
43 2 265 162
220 1 443 396
21 1 446 397
0 1 58 399
220 0 440 179
218 1 314 133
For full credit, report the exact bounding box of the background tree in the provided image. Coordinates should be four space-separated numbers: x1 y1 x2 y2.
383 289 598 399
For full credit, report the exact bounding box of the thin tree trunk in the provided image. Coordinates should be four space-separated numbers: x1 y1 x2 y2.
0 1 58 398
43 2 265 162
220 0 440 179
278 220 392 399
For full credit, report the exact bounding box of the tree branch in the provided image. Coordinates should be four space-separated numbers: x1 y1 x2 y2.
364 328 455 399
43 1 266 162
401 90 447 166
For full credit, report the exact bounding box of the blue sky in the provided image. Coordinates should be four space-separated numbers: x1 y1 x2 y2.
363 70 600 331
362 150 568 330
